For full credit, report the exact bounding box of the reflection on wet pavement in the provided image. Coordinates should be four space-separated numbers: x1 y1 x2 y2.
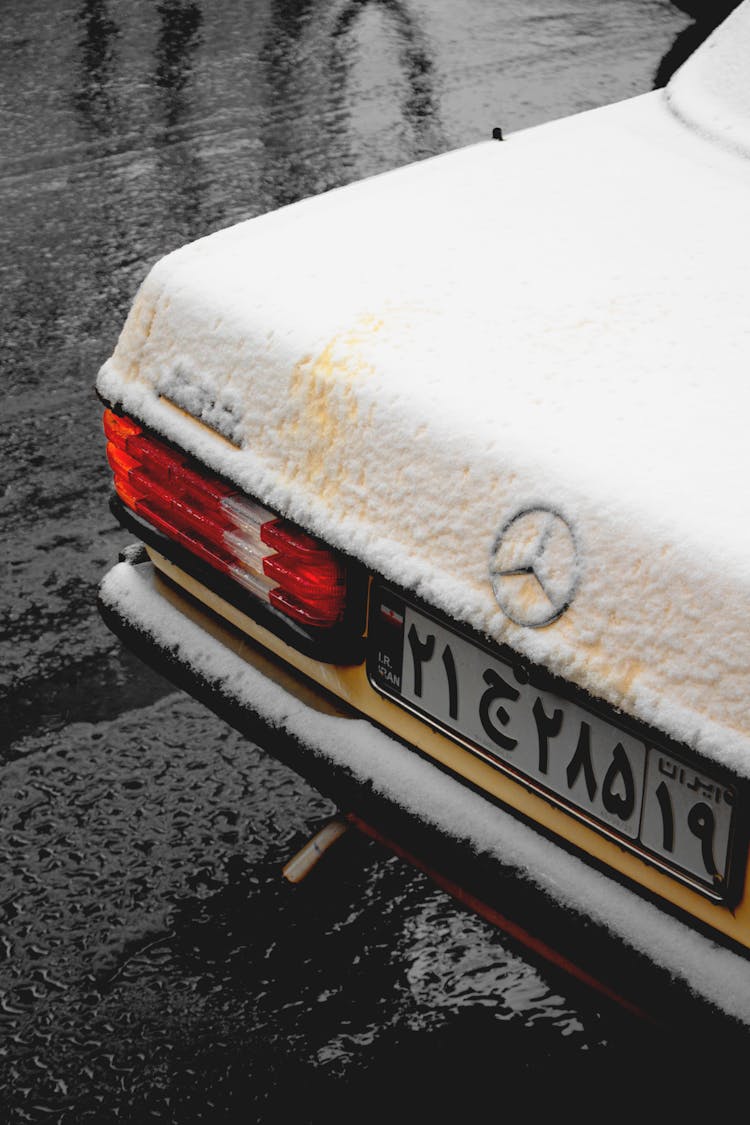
74 0 123 137
0 697 623 1119
2 0 722 1117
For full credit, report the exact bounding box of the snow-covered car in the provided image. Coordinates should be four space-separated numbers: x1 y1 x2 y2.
97 3 750 1026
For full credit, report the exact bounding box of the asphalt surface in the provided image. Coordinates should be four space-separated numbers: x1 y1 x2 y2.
4 1 742 1120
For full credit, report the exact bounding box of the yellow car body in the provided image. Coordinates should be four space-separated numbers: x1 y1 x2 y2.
97 2 750 1027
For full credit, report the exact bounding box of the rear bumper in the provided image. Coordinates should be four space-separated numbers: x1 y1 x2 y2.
99 551 750 1036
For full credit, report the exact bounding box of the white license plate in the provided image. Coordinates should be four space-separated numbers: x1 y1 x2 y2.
368 587 737 900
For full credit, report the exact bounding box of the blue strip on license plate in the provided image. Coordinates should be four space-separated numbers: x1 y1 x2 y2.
367 586 737 901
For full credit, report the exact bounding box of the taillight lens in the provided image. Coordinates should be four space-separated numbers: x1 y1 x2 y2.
103 409 348 627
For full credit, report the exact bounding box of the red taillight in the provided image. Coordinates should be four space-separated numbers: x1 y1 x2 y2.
103 408 348 627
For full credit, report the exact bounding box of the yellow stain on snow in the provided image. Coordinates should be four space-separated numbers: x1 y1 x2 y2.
296 314 384 386
280 314 386 500
121 290 160 383
549 598 647 707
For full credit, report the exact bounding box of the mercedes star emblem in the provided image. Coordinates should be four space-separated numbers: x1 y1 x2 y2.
489 507 580 628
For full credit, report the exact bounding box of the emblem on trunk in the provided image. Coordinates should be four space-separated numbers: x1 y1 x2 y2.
489 507 580 627
157 367 244 447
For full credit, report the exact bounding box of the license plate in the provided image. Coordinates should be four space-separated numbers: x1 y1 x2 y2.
367 585 737 901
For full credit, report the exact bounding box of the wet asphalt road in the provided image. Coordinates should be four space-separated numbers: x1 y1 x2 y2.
3 1 740 1120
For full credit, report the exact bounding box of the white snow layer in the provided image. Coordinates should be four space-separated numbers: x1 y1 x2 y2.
99 560 750 1026
97 8 750 778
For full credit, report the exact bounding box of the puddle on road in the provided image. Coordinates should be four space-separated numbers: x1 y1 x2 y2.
0 695 655 1121
3 644 174 762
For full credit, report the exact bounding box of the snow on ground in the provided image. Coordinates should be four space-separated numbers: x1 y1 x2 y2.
99 560 750 1027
